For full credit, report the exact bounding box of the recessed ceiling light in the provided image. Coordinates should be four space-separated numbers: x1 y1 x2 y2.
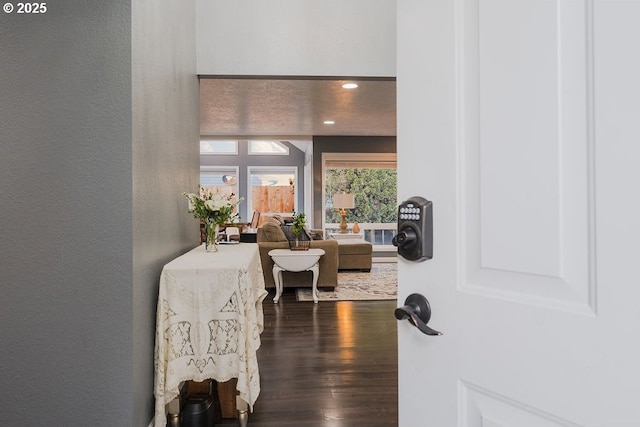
323 120 335 125
342 83 358 89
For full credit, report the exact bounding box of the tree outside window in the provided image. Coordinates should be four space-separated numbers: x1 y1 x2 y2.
324 158 397 246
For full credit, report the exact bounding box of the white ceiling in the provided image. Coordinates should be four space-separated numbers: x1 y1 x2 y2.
199 78 396 138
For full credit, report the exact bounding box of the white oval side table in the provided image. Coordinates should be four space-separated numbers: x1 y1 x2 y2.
268 248 325 303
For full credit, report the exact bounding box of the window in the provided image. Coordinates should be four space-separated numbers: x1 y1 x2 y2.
248 140 289 155
322 153 397 248
247 166 297 219
200 139 238 155
200 167 240 208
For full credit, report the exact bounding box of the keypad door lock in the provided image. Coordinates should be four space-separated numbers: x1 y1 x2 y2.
392 196 433 262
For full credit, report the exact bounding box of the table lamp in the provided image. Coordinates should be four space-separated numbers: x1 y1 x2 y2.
333 193 355 234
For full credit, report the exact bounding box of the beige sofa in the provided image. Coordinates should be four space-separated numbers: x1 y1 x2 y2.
256 219 339 290
336 239 373 271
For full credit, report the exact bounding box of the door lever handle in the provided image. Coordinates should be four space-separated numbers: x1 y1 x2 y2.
395 293 442 336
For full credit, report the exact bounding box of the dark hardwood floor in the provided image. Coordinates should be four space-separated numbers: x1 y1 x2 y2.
220 289 398 426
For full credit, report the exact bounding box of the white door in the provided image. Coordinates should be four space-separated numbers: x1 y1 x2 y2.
397 1 640 426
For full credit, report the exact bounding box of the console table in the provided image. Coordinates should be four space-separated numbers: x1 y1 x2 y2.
154 243 268 426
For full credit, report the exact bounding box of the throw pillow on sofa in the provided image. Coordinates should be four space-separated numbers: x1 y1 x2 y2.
261 217 288 242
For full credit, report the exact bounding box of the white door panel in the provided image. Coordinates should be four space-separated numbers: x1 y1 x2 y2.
467 0 593 311
398 1 640 426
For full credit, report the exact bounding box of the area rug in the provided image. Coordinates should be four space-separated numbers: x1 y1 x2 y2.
295 262 397 302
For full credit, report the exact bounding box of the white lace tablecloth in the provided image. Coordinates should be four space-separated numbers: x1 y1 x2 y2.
153 243 267 427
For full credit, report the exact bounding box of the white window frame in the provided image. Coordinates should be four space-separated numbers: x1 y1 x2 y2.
321 152 397 250
247 140 289 156
247 166 298 218
200 138 238 155
200 166 240 195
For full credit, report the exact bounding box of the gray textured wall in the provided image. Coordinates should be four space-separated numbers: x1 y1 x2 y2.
132 0 199 425
0 1 133 425
0 1 199 425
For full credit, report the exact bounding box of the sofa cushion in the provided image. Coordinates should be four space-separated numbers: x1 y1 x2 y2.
336 239 373 255
261 217 287 242
334 239 373 271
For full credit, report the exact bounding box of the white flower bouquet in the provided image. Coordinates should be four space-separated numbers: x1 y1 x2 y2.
183 188 243 250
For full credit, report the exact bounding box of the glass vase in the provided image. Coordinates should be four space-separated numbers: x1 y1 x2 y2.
204 221 219 252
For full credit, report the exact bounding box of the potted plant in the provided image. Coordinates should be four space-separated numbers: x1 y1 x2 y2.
290 212 309 250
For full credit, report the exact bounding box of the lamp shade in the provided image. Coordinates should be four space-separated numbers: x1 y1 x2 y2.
333 193 355 209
